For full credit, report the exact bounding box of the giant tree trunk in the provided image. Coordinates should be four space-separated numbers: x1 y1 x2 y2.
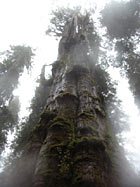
30 16 138 187
6 15 139 187
32 16 111 187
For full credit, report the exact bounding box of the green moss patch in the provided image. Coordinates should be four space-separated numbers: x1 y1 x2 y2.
74 136 106 153
83 90 101 102
78 110 95 119
48 116 74 134
57 90 77 99
40 110 56 121
76 126 99 137
95 106 105 117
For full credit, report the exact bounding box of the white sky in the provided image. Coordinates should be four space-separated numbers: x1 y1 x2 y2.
109 68 140 172
0 0 140 172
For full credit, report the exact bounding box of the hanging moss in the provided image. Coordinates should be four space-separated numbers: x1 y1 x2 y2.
74 136 106 152
47 142 69 153
34 139 74 186
78 110 95 119
76 126 99 137
42 119 75 183
45 115 75 152
58 148 72 177
72 136 110 187
40 110 56 121
83 90 101 102
73 153 95 163
57 91 77 99
48 116 74 132
95 106 105 117
40 142 74 186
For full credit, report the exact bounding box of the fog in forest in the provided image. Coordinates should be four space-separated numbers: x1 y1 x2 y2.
0 0 140 186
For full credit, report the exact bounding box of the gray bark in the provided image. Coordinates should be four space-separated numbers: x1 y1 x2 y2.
32 15 111 187
6 15 139 187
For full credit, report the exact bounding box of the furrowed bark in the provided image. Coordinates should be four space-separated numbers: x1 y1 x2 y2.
32 15 112 187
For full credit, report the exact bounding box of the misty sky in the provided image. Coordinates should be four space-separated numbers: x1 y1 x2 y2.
1 0 140 172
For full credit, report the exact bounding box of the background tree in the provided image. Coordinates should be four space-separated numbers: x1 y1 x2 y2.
101 0 140 109
13 66 53 154
0 66 53 187
0 45 34 153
